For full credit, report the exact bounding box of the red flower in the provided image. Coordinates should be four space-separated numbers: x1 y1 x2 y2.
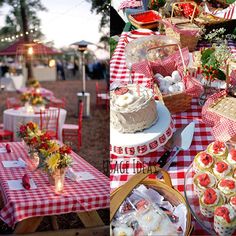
19 125 27 134
39 142 49 150
27 122 36 131
40 132 51 142
59 145 72 154
29 137 38 145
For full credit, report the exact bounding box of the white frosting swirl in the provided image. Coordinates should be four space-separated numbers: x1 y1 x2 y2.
213 161 231 178
111 85 153 113
196 152 214 169
113 224 134 236
227 152 236 166
194 172 216 189
214 204 236 224
218 178 236 195
208 142 227 157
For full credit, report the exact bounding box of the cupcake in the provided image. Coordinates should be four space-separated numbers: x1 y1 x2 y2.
213 161 232 179
207 141 228 160
113 224 134 236
193 171 217 196
214 204 236 236
199 188 225 218
218 178 236 201
193 151 214 173
229 196 236 211
227 149 236 167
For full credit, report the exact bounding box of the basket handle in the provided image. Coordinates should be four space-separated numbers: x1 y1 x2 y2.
147 43 187 73
110 166 173 220
171 1 198 24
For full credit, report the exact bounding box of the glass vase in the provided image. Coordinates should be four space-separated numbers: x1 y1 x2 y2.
48 168 66 194
28 150 39 171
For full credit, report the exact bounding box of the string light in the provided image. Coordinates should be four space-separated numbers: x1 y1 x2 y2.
0 28 39 43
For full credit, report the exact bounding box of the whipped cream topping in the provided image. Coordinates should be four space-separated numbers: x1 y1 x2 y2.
218 178 236 195
214 204 236 224
208 141 227 157
213 161 231 178
227 150 236 166
230 196 236 208
194 172 216 189
113 224 134 236
196 152 214 169
111 84 153 112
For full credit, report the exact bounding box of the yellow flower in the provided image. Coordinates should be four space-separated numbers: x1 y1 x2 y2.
46 153 60 171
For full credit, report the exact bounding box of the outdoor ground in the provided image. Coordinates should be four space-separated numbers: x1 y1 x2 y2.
0 78 109 233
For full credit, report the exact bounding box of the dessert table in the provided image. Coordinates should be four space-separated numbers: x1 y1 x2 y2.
110 31 236 235
3 107 67 141
0 142 109 234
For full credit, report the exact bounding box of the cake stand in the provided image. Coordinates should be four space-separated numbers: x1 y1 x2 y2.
110 101 174 157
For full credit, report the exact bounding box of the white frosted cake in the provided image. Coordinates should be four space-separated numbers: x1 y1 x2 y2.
110 84 158 133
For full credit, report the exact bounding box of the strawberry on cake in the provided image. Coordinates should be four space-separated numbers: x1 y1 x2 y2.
213 161 232 179
207 141 228 160
218 177 236 201
227 149 236 167
193 171 217 196
193 151 214 173
199 188 225 218
214 204 236 236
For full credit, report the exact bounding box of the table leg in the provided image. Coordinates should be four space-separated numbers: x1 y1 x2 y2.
77 210 104 227
14 216 43 234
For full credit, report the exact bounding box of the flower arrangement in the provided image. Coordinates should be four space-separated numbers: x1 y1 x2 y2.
20 89 45 106
17 122 73 173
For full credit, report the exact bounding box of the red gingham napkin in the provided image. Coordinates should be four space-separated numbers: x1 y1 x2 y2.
119 0 142 10
0 142 109 227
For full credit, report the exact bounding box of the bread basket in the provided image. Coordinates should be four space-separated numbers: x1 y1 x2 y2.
110 166 193 235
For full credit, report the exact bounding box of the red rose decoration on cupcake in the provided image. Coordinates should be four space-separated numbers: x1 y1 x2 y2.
216 161 228 173
200 152 213 165
215 206 231 223
114 87 129 95
204 188 217 205
230 196 236 206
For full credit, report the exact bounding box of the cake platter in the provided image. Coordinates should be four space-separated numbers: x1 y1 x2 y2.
110 101 174 157
184 163 216 235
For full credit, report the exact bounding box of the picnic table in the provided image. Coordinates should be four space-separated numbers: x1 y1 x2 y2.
0 142 109 234
110 30 236 234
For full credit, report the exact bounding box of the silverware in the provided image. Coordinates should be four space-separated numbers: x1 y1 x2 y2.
157 122 195 178
157 124 189 168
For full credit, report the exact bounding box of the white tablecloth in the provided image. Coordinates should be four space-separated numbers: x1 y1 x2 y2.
3 107 67 141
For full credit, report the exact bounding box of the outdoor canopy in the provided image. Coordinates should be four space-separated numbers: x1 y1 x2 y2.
0 38 61 56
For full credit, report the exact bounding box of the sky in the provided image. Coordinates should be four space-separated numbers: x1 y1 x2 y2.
0 0 103 48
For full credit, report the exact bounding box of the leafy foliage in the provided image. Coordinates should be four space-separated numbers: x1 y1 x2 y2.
0 0 46 40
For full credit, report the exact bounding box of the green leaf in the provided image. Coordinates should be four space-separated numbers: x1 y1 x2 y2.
216 69 226 81
201 48 215 65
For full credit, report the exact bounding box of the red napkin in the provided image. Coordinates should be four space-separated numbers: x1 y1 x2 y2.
5 144 11 153
22 174 31 190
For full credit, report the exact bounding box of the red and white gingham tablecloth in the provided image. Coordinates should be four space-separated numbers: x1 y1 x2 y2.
119 0 142 10
110 31 236 235
0 142 109 227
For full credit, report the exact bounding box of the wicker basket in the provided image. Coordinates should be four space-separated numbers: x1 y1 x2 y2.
207 64 236 122
128 10 161 29
148 44 192 114
110 166 193 235
164 2 202 52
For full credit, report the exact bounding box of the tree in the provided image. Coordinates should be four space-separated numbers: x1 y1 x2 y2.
86 0 110 31
0 0 46 82
0 0 46 41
